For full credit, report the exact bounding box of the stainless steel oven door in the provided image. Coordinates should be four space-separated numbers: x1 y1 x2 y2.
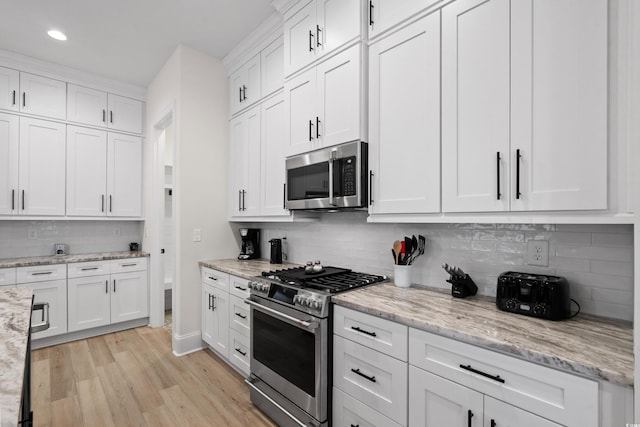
247 295 328 424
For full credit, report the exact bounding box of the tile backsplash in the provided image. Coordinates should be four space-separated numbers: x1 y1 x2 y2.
0 221 143 258
255 212 634 321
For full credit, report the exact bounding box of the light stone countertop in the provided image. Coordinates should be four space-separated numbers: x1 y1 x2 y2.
332 283 633 388
0 287 33 427
198 259 633 387
0 251 150 268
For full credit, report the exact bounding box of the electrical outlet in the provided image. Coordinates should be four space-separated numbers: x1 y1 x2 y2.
27 228 38 240
527 240 549 266
113 227 121 236
193 228 202 242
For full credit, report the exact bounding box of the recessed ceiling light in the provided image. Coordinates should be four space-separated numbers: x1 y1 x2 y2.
47 30 67 41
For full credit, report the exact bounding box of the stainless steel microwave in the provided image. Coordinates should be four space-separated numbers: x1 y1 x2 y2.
285 140 368 210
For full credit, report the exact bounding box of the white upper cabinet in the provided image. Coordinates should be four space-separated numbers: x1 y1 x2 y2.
442 0 607 213
260 92 289 216
0 68 66 119
369 11 441 215
0 66 20 112
66 126 108 216
0 113 19 215
67 84 143 134
285 43 362 156
107 133 143 217
19 117 66 215
261 36 285 99
230 54 261 116
284 0 361 77
229 106 261 217
19 72 67 120
368 0 442 39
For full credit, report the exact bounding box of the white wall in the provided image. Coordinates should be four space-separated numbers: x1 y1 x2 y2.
145 45 237 354
255 215 634 321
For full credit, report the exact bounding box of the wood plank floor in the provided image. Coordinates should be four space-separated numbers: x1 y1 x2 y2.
31 327 277 427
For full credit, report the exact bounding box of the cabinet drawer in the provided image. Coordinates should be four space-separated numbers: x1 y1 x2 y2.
333 387 403 427
68 260 110 278
229 329 250 376
111 257 147 273
333 335 407 425
17 264 66 283
0 267 16 286
334 305 408 361
408 328 598 426
229 275 250 299
201 267 229 292
229 294 250 336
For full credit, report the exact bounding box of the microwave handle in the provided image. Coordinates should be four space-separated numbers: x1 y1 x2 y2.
328 149 337 206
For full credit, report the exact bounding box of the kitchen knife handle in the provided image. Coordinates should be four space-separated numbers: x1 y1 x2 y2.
496 152 501 200
351 368 376 383
369 171 374 205
468 410 473 427
516 149 521 199
309 30 315 52
459 364 505 383
369 1 374 26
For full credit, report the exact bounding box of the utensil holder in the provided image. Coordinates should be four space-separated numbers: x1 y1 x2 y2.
393 265 412 288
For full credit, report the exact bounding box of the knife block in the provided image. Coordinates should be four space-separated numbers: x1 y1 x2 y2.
446 274 478 298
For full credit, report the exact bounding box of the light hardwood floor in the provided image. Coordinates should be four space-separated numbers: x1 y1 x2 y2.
31 327 277 427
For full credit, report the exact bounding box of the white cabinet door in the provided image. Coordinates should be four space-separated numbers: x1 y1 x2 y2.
316 44 361 148
202 283 229 358
20 279 68 339
66 126 108 216
261 36 284 98
19 117 66 215
333 387 403 427
284 0 317 76
0 113 18 215
229 294 250 337
510 0 607 211
110 270 149 323
0 66 19 112
317 0 361 54
19 72 66 119
67 84 108 127
409 366 484 427
107 94 143 134
368 0 441 38
260 92 289 216
230 55 262 116
369 12 441 215
107 133 142 217
442 0 510 213
484 396 561 427
68 275 111 332
229 106 261 217
285 67 317 155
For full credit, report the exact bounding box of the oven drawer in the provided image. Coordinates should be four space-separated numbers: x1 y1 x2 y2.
229 329 250 376
201 267 229 292
17 264 66 283
229 294 250 336
68 260 110 278
333 386 403 427
408 328 598 426
334 305 408 361
230 275 250 299
333 335 407 425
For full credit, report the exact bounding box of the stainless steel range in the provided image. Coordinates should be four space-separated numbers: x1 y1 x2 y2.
245 265 387 427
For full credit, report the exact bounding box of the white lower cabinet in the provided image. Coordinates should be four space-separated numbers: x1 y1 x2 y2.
18 279 67 339
333 386 402 427
67 258 148 332
228 328 250 375
201 267 231 359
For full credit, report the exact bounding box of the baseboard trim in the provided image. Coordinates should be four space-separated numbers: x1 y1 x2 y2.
32 318 149 349
171 330 203 356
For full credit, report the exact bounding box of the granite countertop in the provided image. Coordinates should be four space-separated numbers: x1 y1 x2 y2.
0 287 33 427
199 258 300 278
332 283 633 387
0 251 149 268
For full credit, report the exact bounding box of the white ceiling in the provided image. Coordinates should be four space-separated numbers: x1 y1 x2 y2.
0 0 277 87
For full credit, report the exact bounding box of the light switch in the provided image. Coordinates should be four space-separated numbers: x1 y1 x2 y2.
192 228 202 242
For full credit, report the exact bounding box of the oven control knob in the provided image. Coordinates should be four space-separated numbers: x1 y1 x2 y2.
311 300 322 310
505 299 517 310
248 281 256 290
533 304 546 315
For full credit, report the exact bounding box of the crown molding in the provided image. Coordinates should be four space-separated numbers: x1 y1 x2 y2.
0 49 146 100
223 11 284 74
271 0 299 14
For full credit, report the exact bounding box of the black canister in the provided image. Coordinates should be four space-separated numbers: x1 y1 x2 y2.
269 238 283 264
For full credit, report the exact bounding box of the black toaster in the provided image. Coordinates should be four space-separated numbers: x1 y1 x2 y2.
496 272 571 320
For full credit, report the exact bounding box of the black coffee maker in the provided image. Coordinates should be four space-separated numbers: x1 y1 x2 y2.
238 228 260 260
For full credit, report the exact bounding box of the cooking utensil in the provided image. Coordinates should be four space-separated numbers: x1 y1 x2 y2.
393 240 402 265
404 237 413 263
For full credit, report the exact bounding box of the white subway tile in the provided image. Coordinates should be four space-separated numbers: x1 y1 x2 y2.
556 245 633 262
589 260 633 277
591 232 633 247
549 257 590 272
556 224 632 234
591 288 633 306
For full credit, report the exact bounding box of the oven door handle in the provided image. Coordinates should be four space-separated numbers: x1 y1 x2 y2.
245 299 319 330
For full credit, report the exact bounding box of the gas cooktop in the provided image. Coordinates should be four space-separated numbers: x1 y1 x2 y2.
261 266 387 294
